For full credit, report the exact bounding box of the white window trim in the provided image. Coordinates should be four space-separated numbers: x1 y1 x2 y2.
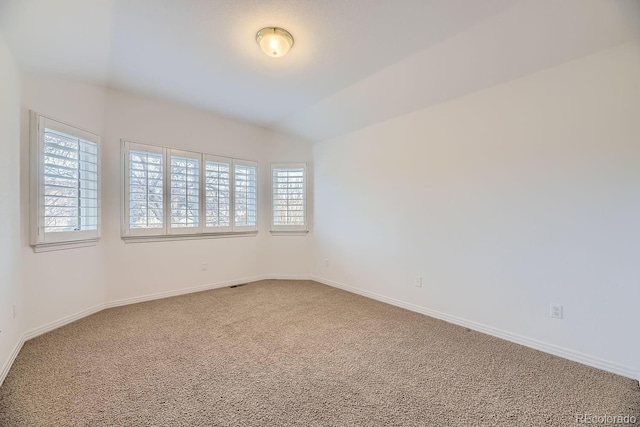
122 231 257 244
270 230 309 236
270 162 308 233
30 111 101 251
121 141 259 240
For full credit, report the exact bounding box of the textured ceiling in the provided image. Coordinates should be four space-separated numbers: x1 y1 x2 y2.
1 0 639 142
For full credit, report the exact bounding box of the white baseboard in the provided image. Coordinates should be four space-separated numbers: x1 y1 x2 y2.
263 274 313 281
311 275 640 382
0 335 25 387
23 303 106 341
1 302 108 386
104 275 266 309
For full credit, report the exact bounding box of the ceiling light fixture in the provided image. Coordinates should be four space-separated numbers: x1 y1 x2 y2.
256 27 294 58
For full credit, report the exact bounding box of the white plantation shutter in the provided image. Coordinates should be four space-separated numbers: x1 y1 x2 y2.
234 160 257 231
169 150 202 234
77 139 99 231
121 143 260 239
32 114 101 247
124 142 165 236
204 155 232 232
271 163 307 232
43 129 98 233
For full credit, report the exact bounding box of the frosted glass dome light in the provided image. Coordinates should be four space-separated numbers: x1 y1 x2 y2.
256 27 294 58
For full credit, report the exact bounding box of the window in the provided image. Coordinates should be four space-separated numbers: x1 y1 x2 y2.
234 161 258 232
126 143 165 236
271 163 307 232
169 150 201 234
122 141 257 239
204 156 232 232
30 113 101 249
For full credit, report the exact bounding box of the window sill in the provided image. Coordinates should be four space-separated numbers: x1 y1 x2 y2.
270 230 309 236
122 231 258 244
32 239 99 253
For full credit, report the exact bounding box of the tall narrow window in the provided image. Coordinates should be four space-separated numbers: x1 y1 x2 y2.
204 156 231 232
271 163 307 232
126 144 164 235
234 161 257 231
31 113 101 249
169 150 201 233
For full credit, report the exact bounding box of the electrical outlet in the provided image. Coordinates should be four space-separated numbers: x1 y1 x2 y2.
550 303 563 319
12 304 17 320
201 262 208 272
415 276 422 288
324 259 329 268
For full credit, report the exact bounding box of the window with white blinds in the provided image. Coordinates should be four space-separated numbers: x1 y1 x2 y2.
31 113 101 248
234 162 257 231
128 146 164 233
205 156 231 232
122 141 258 238
170 151 200 233
271 163 307 232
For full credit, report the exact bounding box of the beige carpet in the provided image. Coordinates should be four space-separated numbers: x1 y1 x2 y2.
0 280 638 426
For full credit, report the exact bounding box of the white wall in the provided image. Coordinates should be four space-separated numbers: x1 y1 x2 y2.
0 34 23 384
20 76 108 332
312 40 640 379
101 89 313 302
260 130 314 278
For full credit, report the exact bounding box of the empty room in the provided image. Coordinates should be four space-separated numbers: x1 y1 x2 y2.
1 0 639 425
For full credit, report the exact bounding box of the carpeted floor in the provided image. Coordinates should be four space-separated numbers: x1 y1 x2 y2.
0 280 638 426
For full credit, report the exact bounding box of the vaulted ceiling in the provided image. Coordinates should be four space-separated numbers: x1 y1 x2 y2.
1 0 639 142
